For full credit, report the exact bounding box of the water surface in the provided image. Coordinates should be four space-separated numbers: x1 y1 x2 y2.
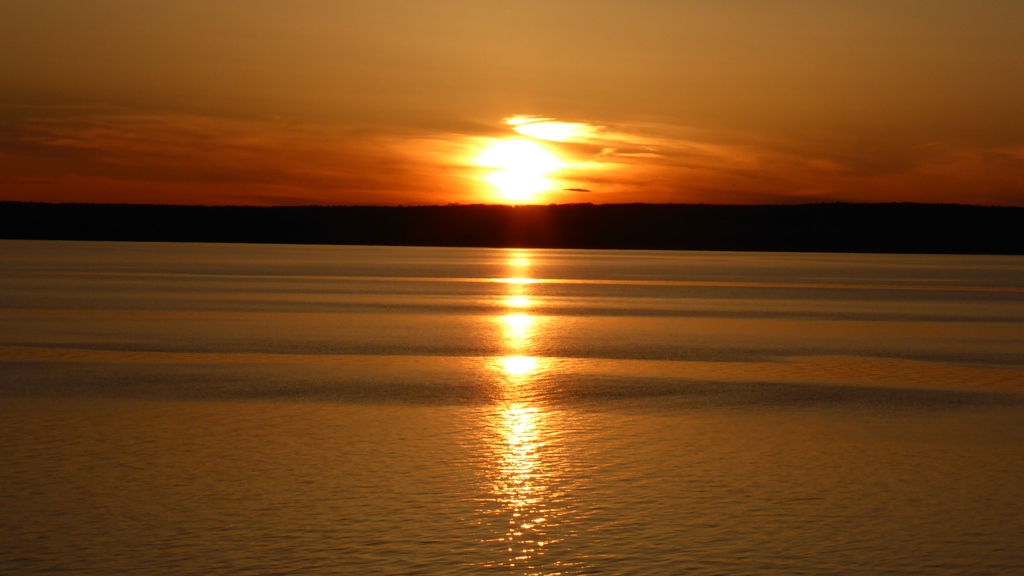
1 241 1023 574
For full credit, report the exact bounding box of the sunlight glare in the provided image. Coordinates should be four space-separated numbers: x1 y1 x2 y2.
500 312 535 351
507 253 531 269
503 314 534 330
477 139 563 202
485 171 551 202
502 356 538 376
504 295 532 308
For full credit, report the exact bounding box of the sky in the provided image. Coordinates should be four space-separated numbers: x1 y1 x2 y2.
2 0 1024 206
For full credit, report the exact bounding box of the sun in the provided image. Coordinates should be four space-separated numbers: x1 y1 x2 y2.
476 138 563 202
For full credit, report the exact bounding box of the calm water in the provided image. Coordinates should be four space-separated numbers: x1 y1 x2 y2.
2 240 1023 575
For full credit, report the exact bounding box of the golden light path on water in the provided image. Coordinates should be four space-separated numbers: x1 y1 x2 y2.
472 250 586 574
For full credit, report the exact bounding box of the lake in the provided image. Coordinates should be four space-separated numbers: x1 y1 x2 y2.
1 240 1023 575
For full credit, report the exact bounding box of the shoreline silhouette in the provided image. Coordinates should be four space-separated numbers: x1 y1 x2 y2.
2 201 1021 255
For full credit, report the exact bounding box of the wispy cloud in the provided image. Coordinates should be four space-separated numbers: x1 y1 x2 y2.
488 114 1024 205
0 109 484 205
2 107 1022 206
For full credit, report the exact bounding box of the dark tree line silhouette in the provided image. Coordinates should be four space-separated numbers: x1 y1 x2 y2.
2 201 1021 254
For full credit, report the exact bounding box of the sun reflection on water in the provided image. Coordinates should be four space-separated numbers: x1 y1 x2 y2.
501 356 538 377
505 295 533 308
470 250 584 574
491 403 557 570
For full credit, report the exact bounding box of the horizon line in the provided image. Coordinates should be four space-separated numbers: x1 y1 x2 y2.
3 200 1021 210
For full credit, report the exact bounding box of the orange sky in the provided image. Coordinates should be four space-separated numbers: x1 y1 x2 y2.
2 1 1024 206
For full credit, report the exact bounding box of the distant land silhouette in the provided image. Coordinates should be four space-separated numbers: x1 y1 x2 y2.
2 202 1022 255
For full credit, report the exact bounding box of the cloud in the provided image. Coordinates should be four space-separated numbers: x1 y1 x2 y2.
0 109 485 205
491 113 1024 205
506 116 602 143
3 107 1023 206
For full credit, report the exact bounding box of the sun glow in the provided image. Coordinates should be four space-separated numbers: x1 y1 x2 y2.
477 139 563 202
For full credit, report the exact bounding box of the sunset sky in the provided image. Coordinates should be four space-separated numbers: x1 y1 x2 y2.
3 1 1024 206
